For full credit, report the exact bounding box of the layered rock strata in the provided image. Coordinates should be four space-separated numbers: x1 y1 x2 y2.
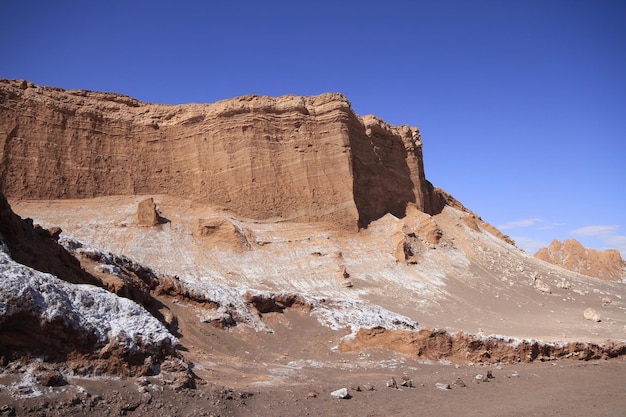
535 239 625 281
0 79 440 228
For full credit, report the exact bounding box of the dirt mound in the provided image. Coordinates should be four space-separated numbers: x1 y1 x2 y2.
535 239 625 281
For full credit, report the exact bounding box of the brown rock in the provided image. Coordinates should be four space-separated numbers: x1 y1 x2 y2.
37 369 67 387
535 239 625 281
136 197 159 227
193 217 250 251
0 79 443 230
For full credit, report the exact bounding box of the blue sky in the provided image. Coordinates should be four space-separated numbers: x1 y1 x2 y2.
2 0 625 256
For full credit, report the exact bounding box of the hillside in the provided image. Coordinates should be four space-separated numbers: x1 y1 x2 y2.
1 80 625 415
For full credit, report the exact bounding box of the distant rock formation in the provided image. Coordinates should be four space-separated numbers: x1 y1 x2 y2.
0 79 444 229
535 239 625 281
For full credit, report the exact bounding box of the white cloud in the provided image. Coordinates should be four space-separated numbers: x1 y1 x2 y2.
571 225 619 237
537 222 565 231
571 225 626 257
498 218 543 230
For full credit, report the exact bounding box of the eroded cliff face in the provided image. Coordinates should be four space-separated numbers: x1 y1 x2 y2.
535 239 625 281
0 79 438 228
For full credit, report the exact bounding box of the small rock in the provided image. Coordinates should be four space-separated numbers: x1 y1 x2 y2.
363 384 375 391
583 308 601 322
330 388 350 399
435 383 451 390
350 383 362 392
400 379 414 388
510 372 520 378
0 405 15 416
37 369 66 387
306 391 318 398
534 280 551 294
386 377 397 389
136 377 150 387
486 370 494 379
452 377 466 387
474 373 490 383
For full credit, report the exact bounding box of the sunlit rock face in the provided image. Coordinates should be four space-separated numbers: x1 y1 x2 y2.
535 239 625 281
0 79 440 229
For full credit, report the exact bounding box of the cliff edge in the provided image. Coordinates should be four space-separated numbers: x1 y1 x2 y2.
0 79 442 229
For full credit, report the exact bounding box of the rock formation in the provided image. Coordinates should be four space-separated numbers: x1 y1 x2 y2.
0 79 442 229
136 197 160 226
535 239 625 281
0 190 178 372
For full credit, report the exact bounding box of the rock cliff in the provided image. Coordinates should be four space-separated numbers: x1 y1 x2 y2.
0 79 440 229
535 239 625 281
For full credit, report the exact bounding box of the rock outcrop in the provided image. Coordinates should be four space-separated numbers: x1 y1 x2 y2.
136 197 160 227
0 189 100 286
0 79 442 229
535 239 625 281
0 190 178 372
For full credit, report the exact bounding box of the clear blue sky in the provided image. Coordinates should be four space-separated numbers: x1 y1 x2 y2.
2 0 625 256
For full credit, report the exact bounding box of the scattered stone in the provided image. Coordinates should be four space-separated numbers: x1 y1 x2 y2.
0 405 15 416
136 377 151 387
510 371 520 378
534 280 551 294
474 373 490 383
400 379 414 388
602 297 611 305
37 369 67 386
363 384 375 391
350 383 362 392
452 377 466 387
556 280 571 290
584 308 601 322
386 377 397 389
435 382 451 390
306 391 318 398
330 388 351 399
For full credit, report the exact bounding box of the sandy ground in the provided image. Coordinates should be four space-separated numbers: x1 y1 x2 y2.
3 307 625 416
2 353 625 416
3 196 626 415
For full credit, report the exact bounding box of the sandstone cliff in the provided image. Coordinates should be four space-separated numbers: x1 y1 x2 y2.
0 79 441 228
535 239 625 281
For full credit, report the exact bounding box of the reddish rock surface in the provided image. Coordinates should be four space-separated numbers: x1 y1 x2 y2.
0 79 441 229
535 239 625 281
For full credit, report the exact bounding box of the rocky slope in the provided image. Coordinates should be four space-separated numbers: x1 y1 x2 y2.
0 79 443 229
1 81 626 414
535 239 625 281
0 192 180 376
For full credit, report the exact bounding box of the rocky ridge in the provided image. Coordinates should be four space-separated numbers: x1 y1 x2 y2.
535 239 625 281
1 81 626 414
0 79 443 229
